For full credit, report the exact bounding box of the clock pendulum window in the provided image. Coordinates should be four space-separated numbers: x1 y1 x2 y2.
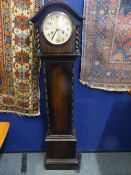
30 0 84 170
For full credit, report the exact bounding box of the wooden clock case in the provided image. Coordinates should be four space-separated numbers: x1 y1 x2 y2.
30 0 83 170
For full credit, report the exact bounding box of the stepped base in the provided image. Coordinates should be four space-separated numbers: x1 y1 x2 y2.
45 153 81 170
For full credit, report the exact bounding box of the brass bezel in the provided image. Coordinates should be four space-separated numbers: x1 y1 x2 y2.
41 11 73 45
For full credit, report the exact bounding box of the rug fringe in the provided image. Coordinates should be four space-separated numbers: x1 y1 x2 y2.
0 110 40 117
80 80 130 92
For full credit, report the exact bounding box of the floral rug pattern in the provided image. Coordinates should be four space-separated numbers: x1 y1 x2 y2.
81 0 131 91
0 0 42 116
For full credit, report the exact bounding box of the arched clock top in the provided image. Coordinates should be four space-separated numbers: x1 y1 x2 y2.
30 0 84 26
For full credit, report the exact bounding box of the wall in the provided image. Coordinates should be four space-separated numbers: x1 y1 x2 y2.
1 0 131 153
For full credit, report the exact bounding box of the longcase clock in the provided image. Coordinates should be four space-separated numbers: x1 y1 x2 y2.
30 0 83 170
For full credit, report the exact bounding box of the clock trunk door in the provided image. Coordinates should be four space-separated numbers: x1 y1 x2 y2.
45 60 73 135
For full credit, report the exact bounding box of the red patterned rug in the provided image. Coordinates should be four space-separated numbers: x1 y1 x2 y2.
0 0 42 116
81 0 131 91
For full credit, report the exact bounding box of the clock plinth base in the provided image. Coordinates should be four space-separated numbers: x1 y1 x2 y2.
45 153 81 170
45 134 81 170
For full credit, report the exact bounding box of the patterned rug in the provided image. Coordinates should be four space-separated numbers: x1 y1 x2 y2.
81 0 131 91
0 0 43 116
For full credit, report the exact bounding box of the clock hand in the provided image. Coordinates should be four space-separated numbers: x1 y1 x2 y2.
51 29 58 41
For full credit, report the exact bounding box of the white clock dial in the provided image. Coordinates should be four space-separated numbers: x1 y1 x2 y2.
42 11 73 45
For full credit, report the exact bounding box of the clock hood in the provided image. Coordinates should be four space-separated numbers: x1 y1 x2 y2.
30 0 84 26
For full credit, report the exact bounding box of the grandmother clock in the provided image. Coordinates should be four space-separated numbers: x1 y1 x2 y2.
30 0 83 170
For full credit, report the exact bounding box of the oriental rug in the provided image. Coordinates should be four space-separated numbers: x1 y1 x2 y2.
0 0 43 116
81 0 131 91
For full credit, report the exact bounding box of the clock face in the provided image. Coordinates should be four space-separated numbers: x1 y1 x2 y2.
42 11 73 45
